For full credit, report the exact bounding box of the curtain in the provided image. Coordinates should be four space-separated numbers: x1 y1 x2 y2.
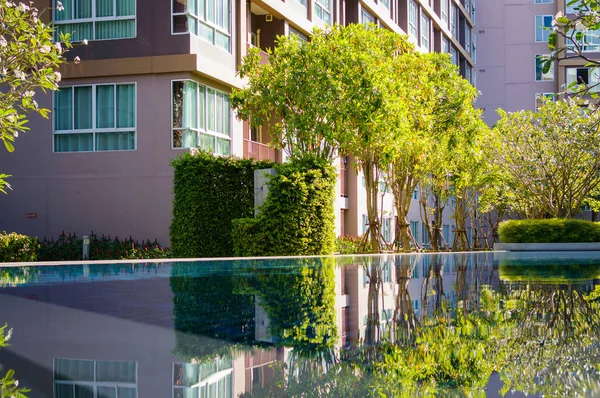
222 95 230 136
206 0 215 23
215 92 223 134
96 131 134 151
198 86 205 130
207 89 215 132
183 81 197 129
117 0 135 16
76 0 92 18
216 137 230 155
55 88 73 131
55 384 74 398
55 0 72 20
117 387 137 398
75 385 94 398
96 85 115 129
96 0 113 17
198 132 214 152
182 130 197 148
54 358 94 381
97 360 137 382
74 86 92 129
96 20 135 39
116 84 135 128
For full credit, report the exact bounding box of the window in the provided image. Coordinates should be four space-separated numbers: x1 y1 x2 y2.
173 358 233 398
440 0 448 27
172 80 231 155
382 261 392 282
54 358 137 398
421 14 430 50
535 15 553 42
566 2 578 13
53 0 135 41
464 0 470 14
315 0 332 24
53 83 136 153
422 223 430 246
566 67 600 91
383 217 391 243
413 189 418 199
410 221 419 244
535 0 552 3
380 0 389 10
472 33 476 62
250 125 262 142
442 37 449 53
409 1 419 42
361 8 376 26
569 29 600 52
450 46 458 65
443 224 450 244
535 92 555 109
466 65 472 83
289 26 308 41
535 54 554 81
471 0 476 21
362 214 369 235
172 0 231 52
465 25 471 54
450 4 458 37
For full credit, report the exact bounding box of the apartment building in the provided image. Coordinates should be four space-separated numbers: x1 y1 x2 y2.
0 0 475 247
476 0 595 125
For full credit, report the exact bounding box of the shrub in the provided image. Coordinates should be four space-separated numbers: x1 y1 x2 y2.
170 151 273 258
335 235 365 255
498 219 600 243
232 156 336 256
0 232 38 262
37 232 170 261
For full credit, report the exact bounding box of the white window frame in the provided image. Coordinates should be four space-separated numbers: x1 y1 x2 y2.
440 0 448 27
53 82 137 153
171 0 232 53
315 0 332 24
535 92 555 109
54 358 138 397
380 0 390 10
53 0 137 42
421 13 430 50
409 1 419 42
171 79 232 153
534 0 552 3
172 361 233 397
535 54 554 81
450 4 458 37
566 67 600 92
535 15 553 42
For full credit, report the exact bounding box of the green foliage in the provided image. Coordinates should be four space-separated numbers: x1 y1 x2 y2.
0 2 72 192
0 324 29 397
232 156 336 257
491 99 600 218
170 151 273 258
0 232 38 262
37 232 170 261
498 219 600 243
336 235 366 255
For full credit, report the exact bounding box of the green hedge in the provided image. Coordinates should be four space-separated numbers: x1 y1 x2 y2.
232 156 336 256
498 219 600 243
170 151 273 258
0 232 38 262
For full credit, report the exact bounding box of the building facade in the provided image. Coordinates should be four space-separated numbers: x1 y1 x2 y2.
0 0 475 247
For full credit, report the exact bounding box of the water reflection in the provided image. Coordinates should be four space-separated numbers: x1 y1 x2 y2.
0 253 599 397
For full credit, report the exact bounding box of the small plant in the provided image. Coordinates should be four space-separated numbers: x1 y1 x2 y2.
0 232 39 262
0 324 29 397
336 235 365 255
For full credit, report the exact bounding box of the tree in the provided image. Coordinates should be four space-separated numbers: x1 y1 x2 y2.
489 98 600 218
0 1 71 193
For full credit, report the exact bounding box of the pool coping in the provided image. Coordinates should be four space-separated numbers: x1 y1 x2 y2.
494 243 600 252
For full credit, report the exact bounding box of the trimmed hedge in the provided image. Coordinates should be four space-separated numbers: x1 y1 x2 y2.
232 156 336 256
0 232 38 262
170 151 273 258
498 219 600 243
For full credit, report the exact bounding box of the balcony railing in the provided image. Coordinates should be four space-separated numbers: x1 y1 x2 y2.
244 139 276 162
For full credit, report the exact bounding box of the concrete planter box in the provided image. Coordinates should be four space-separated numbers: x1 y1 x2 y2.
495 242 600 251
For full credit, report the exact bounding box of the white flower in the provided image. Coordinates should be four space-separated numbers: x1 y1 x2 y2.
6 115 16 123
82 39 88 45
17 2 29 11
39 44 51 53
74 56 80 64
1 68 7 76
56 0 63 11
54 71 61 82
54 42 62 51
190 147 199 156
5 1 14 7
14 70 26 80
13 131 18 138
0 36 6 47
24 90 35 97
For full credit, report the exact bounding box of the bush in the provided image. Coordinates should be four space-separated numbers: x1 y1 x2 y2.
0 232 38 262
335 235 365 255
170 151 273 258
232 156 336 256
37 232 170 261
498 219 600 243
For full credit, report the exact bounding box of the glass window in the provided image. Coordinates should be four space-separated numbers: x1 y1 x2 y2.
472 33 476 62
535 92 555 109
383 217 391 243
172 80 231 155
440 0 448 27
380 0 389 10
289 26 308 41
566 2 578 13
443 224 450 243
535 15 553 42
569 29 600 52
53 0 135 42
566 67 600 92
450 46 458 65
466 65 472 83
421 13 430 50
409 1 418 42
172 0 231 52
362 214 369 235
54 83 136 153
315 0 331 24
464 0 470 13
422 223 430 245
361 8 376 26
535 0 552 3
465 25 471 54
450 4 458 37
442 37 449 53
410 221 419 243
535 54 554 81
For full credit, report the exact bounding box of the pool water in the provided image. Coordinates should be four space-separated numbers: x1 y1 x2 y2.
1 252 599 397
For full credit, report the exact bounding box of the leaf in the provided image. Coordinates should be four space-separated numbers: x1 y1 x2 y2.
548 32 557 51
3 140 14 153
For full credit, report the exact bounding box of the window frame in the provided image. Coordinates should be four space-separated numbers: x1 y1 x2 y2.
440 0 448 27
465 25 471 54
534 0 552 3
535 92 555 109
361 7 377 26
171 79 232 154
315 0 332 24
450 3 458 37
52 82 138 153
535 54 554 81
409 0 419 42
171 0 232 53
53 358 138 397
53 0 137 42
421 13 430 50
535 15 553 42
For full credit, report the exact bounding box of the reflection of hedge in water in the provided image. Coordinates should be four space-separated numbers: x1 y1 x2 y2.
170 264 256 361
254 258 338 353
499 263 600 284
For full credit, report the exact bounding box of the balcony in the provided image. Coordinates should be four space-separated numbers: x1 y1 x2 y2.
244 139 277 162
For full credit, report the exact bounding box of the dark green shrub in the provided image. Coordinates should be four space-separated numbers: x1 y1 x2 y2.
170 151 273 258
0 232 38 262
498 219 600 243
38 232 170 261
232 156 337 257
